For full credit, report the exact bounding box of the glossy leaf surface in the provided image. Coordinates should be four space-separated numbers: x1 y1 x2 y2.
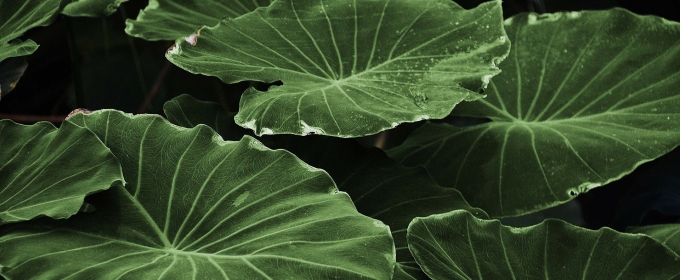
167 0 509 137
408 210 680 280
61 0 129 17
126 0 273 41
0 0 62 61
0 111 395 279
163 94 488 277
0 120 123 224
389 9 680 217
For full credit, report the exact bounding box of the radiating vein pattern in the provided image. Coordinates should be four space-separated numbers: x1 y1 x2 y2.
407 210 680 280
167 0 510 137
0 0 62 61
0 120 123 224
0 111 394 279
388 9 680 217
126 0 274 41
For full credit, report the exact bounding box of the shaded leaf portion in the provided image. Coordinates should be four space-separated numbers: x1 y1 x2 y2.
167 0 509 137
61 0 129 17
0 120 123 224
0 57 28 100
408 210 680 280
0 0 62 61
163 94 487 275
628 224 680 255
389 9 680 217
126 0 273 41
0 111 395 279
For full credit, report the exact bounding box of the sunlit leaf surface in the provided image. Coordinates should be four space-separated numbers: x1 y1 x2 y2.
408 210 680 280
0 120 123 224
126 0 273 41
163 94 488 278
389 9 680 217
167 0 509 137
0 0 62 61
0 111 395 279
61 0 129 17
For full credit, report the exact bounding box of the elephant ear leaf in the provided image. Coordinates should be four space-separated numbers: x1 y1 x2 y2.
0 110 395 280
166 0 510 137
0 120 123 225
408 210 680 280
389 8 680 217
125 0 274 41
61 0 129 17
0 0 62 61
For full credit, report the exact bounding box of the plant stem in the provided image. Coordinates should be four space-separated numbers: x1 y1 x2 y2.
64 16 85 108
136 61 172 114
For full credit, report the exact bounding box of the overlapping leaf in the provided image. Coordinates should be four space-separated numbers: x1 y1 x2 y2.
0 111 395 279
126 0 273 41
408 210 680 280
0 0 63 62
166 0 509 137
61 0 129 17
389 9 680 217
0 57 27 100
0 120 123 224
628 224 680 255
163 94 488 278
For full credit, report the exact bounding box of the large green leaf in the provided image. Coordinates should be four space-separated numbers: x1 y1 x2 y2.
166 0 509 137
408 210 680 280
0 111 395 279
0 0 63 62
126 0 273 41
61 0 129 17
0 120 123 224
628 224 680 255
388 9 680 217
163 94 488 278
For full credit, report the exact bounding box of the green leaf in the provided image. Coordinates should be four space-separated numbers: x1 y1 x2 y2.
166 0 509 137
163 94 488 276
126 0 273 41
628 224 680 255
0 57 28 100
0 111 395 279
0 120 123 224
408 210 680 280
61 0 129 17
0 0 63 62
388 9 680 217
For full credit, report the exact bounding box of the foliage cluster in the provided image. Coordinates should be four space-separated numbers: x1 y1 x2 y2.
1 0 680 279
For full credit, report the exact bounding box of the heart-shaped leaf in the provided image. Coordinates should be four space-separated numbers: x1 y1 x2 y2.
61 0 129 17
408 210 680 280
166 0 509 137
0 120 123 224
0 0 62 62
126 0 273 41
163 94 488 278
389 9 680 217
0 110 395 279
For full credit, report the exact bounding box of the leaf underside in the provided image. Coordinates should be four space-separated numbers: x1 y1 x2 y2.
0 111 395 279
408 210 680 280
167 0 509 137
389 9 680 217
